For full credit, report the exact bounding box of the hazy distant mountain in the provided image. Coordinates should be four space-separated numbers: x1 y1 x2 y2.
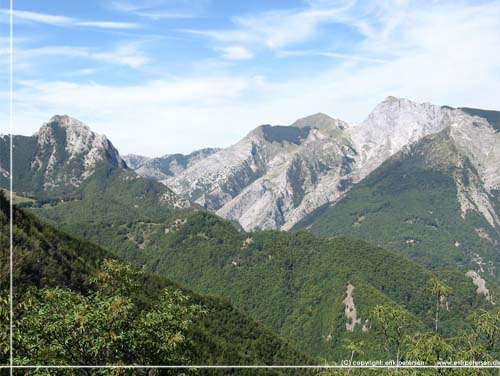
121 153 151 170
123 148 220 180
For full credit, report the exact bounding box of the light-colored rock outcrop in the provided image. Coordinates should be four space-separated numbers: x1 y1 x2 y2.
133 97 500 232
32 115 126 190
343 283 361 332
466 270 495 304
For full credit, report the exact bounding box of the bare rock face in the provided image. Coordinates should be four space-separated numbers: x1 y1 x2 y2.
129 97 500 232
164 113 357 230
123 148 220 181
466 270 495 304
350 98 500 231
343 283 362 332
348 97 454 181
28 115 126 193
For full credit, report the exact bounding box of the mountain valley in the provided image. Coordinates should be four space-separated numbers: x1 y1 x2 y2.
1 97 499 369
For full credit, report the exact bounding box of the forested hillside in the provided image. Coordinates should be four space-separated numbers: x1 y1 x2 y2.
0 193 313 374
294 128 500 285
32 196 498 364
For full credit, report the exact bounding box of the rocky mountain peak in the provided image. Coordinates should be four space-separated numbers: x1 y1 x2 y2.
39 115 123 164
291 112 347 131
38 115 94 145
125 97 499 233
30 115 126 192
366 96 446 127
348 97 454 177
47 114 87 128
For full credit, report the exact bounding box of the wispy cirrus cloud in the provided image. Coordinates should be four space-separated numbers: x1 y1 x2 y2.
278 49 388 63
178 0 374 60
63 68 103 77
108 0 203 19
0 42 151 69
1 0 498 157
180 0 359 49
0 9 141 29
75 21 141 29
217 45 254 61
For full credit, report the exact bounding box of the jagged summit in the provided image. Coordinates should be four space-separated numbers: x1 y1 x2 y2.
47 114 87 128
149 97 500 231
1 115 126 196
37 114 126 172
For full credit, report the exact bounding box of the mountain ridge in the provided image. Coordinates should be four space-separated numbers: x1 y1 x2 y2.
294 122 500 282
129 97 499 233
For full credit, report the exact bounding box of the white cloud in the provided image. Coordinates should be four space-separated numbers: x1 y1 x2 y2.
0 9 141 29
10 43 151 69
74 21 140 29
278 49 387 63
217 45 254 61
1 0 499 157
108 0 202 19
180 0 358 49
64 68 102 77
0 9 73 25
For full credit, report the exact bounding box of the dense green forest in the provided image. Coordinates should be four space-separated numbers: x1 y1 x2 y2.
2 195 499 375
28 161 195 264
32 193 499 365
134 212 500 362
0 192 315 374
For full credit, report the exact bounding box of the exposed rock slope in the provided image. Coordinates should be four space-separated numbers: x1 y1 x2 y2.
144 97 499 231
295 110 500 281
1 115 125 196
0 115 190 211
123 148 220 180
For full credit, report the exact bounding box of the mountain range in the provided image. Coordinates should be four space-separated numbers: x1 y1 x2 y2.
122 97 500 281
1 96 499 367
126 97 499 235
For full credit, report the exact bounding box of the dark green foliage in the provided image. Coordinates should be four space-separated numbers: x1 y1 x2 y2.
0 191 108 293
0 135 40 195
29 162 194 263
13 264 201 367
93 211 492 362
0 196 313 370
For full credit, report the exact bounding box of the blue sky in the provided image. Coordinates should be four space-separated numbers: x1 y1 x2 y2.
0 0 499 156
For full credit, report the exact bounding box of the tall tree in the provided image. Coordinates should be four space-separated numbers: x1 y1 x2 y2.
426 278 451 333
